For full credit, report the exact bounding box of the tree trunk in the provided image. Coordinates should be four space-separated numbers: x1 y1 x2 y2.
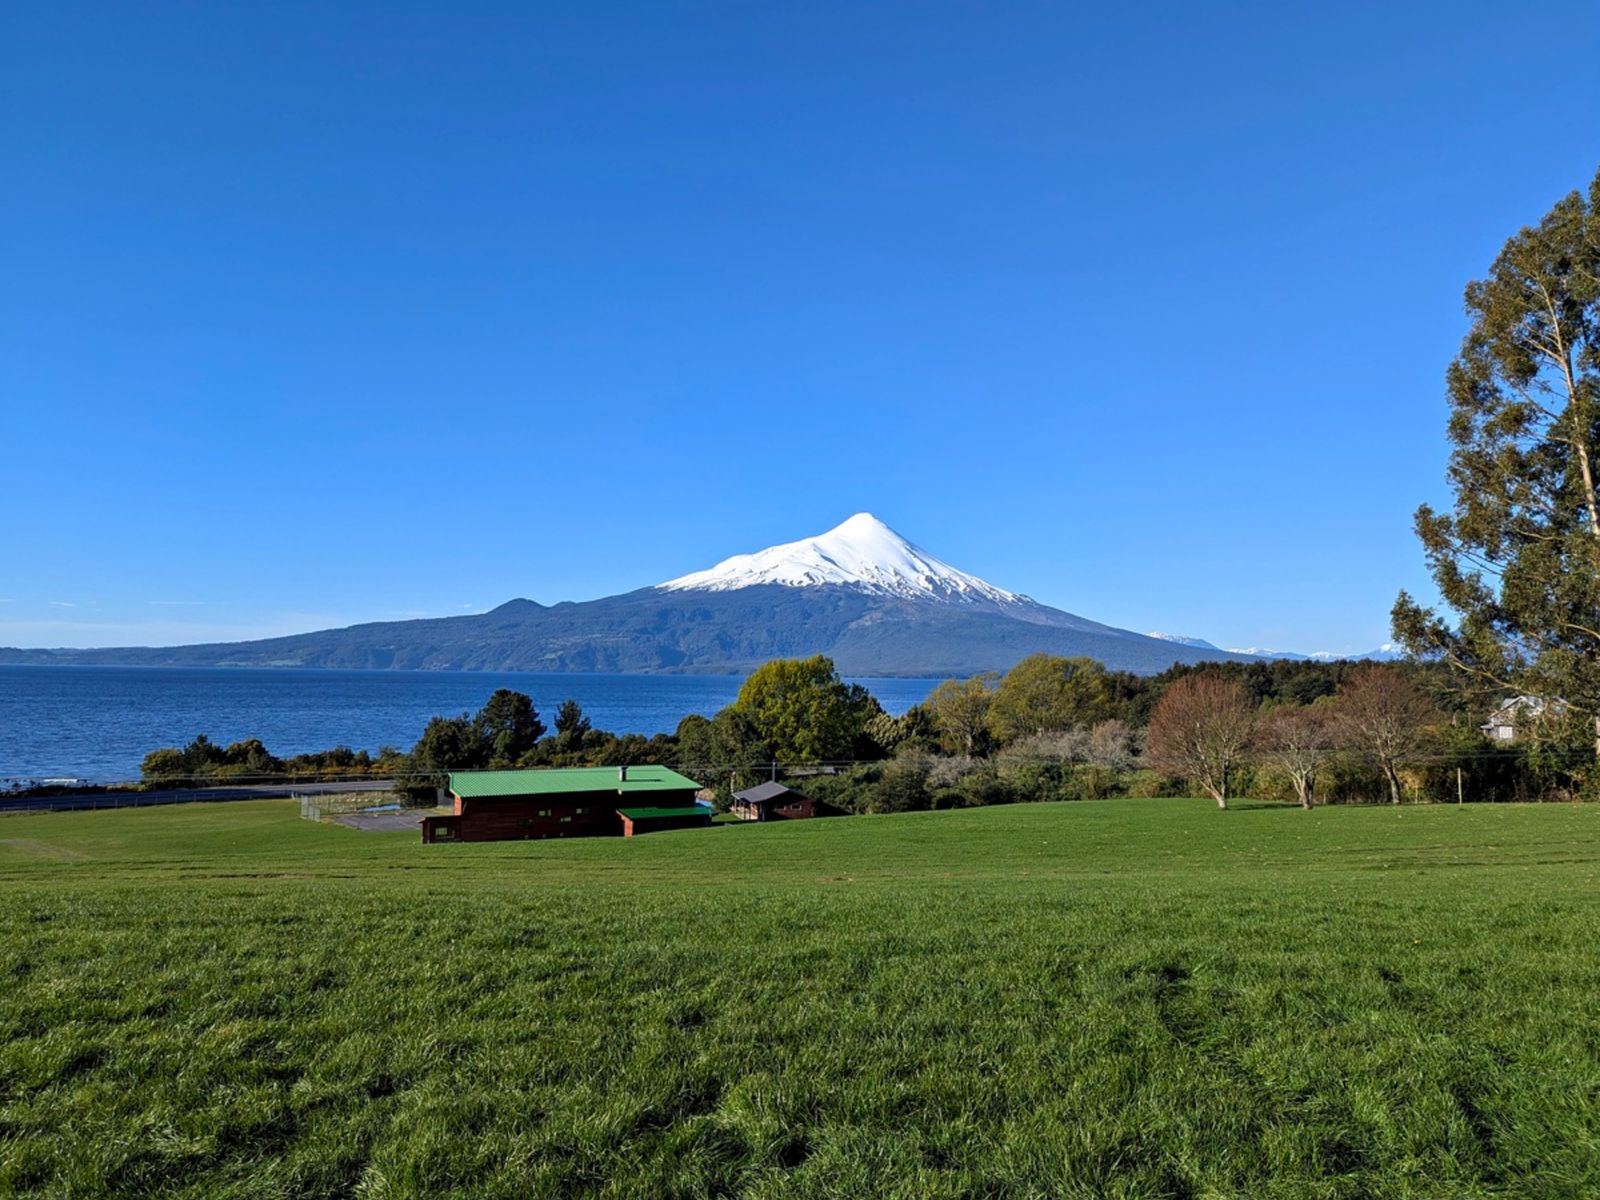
1200 777 1229 808
1386 766 1402 805
1296 775 1313 809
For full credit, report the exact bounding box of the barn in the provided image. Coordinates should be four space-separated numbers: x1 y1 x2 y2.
421 765 705 843
730 780 843 822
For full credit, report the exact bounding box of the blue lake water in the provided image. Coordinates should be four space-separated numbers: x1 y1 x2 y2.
0 665 944 782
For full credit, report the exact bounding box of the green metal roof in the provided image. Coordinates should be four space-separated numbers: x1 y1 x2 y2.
449 765 702 799
617 805 713 821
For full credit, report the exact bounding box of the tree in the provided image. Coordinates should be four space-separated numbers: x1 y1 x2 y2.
411 713 487 772
673 713 716 772
1334 665 1437 805
475 690 546 765
712 707 777 803
925 674 997 756
1394 166 1600 755
553 699 592 747
1144 675 1255 809
863 705 934 757
732 655 878 763
1254 703 1336 809
871 747 934 813
140 747 187 786
987 655 1112 744
1085 719 1137 772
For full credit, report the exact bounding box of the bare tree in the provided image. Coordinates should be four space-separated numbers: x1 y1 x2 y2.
1334 665 1438 804
997 729 1089 766
1144 675 1255 809
1254 703 1337 809
1085 719 1137 772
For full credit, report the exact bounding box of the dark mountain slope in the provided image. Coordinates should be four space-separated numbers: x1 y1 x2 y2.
0 585 1257 676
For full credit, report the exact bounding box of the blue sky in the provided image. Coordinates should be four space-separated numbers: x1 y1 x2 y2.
3 2 1597 654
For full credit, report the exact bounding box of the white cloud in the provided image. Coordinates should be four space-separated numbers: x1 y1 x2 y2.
148 600 206 607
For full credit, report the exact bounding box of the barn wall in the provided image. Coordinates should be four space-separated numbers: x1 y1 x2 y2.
431 788 702 842
622 811 712 837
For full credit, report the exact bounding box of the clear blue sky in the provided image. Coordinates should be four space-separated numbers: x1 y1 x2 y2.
3 2 1596 653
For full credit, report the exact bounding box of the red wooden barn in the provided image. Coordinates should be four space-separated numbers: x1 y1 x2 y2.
421 765 706 843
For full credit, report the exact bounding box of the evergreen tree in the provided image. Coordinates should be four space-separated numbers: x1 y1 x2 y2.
411 714 487 771
554 699 592 745
1394 166 1600 754
475 690 546 765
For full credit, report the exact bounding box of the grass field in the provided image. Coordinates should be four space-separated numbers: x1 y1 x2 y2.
3 798 1599 1199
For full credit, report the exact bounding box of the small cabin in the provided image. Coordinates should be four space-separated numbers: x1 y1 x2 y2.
730 780 842 822
421 765 704 843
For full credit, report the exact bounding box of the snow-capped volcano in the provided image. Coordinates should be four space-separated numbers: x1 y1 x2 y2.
659 513 1029 607
11 513 1272 675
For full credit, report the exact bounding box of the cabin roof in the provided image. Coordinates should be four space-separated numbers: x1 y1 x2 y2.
732 781 806 804
449 765 701 799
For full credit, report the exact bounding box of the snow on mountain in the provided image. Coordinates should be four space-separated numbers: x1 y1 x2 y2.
1310 644 1406 662
1147 632 1222 651
658 513 1030 607
1228 644 1406 662
1228 646 1309 660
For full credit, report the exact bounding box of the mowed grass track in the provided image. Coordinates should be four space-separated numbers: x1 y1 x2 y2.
3 800 1599 1199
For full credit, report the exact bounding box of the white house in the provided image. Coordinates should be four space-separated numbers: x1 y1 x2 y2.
1481 696 1567 742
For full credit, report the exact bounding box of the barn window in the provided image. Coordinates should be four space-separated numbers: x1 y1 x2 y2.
538 809 551 817
560 816 572 823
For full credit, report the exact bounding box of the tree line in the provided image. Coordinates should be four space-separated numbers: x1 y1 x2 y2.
138 651 1586 811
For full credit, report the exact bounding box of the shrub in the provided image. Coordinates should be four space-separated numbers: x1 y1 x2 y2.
870 749 934 814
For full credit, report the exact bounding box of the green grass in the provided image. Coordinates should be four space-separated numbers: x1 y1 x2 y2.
3 799 1599 1199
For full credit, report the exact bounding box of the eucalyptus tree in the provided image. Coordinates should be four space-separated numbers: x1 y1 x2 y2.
1394 167 1600 753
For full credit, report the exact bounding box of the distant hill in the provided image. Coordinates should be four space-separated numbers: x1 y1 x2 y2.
0 514 1272 676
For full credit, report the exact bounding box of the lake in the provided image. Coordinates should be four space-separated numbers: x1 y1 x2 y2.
0 665 944 782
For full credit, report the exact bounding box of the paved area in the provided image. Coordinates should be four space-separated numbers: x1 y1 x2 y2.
331 809 436 833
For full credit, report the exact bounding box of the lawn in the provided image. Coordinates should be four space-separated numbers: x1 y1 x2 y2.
2 798 1599 1198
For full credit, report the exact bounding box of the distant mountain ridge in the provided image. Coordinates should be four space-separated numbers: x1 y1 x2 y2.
0 514 1383 676
1147 632 1403 663
1224 644 1406 663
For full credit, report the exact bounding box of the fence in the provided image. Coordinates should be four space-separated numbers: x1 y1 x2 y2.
0 778 397 816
